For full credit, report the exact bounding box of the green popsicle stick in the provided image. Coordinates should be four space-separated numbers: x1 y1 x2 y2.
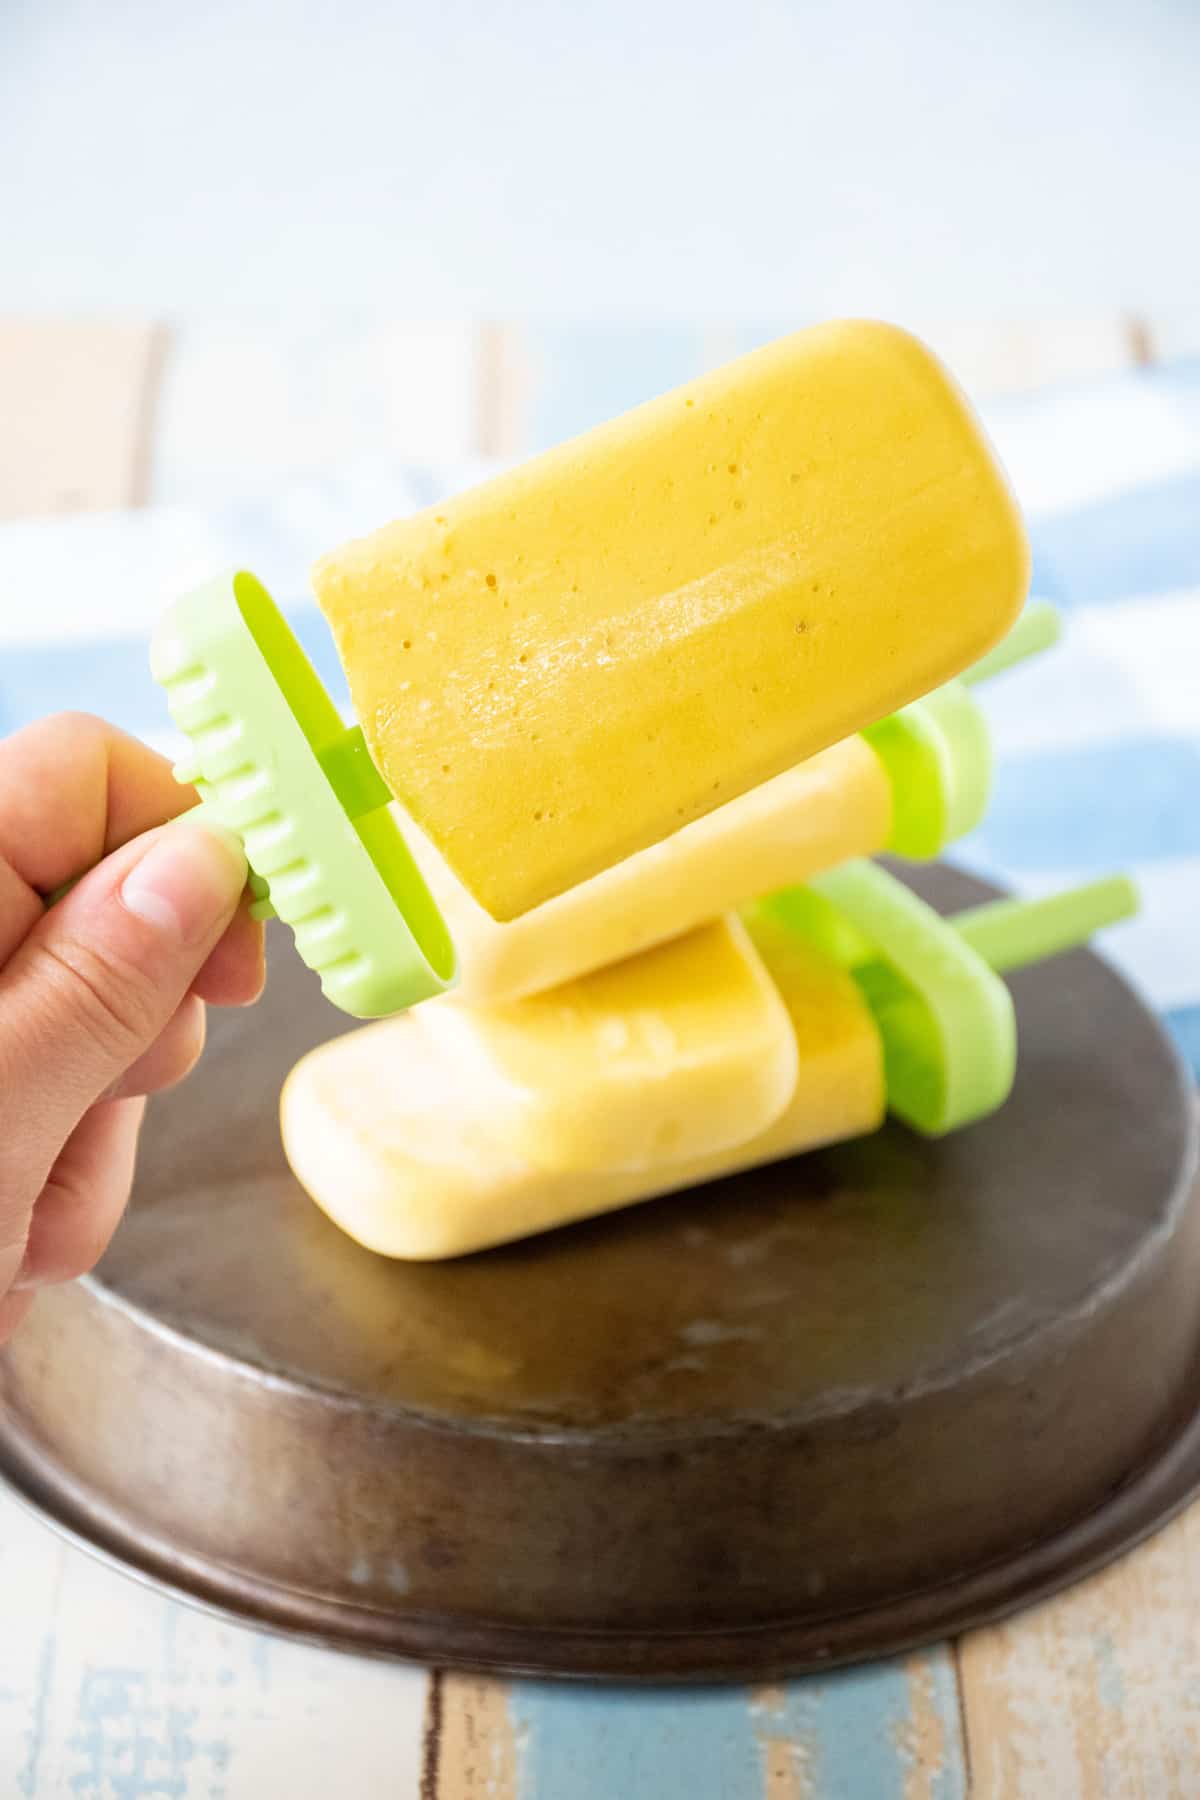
960 599 1061 686
950 875 1140 974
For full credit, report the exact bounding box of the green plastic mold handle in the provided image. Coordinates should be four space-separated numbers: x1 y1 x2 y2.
863 679 992 860
861 602 1060 862
151 570 458 1019
809 860 1016 1137
748 861 1139 1138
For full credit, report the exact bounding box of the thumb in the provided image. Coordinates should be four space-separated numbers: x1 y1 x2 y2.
0 815 247 1182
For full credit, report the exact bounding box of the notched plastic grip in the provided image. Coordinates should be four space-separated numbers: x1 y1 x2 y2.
151 570 458 1018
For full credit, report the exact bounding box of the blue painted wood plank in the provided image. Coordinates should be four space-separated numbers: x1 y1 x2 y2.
505 1652 966 1799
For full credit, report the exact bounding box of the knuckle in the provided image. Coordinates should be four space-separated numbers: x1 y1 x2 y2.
34 711 108 757
0 711 107 779
45 709 105 737
33 934 163 1063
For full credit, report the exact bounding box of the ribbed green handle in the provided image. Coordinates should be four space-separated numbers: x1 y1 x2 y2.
152 570 459 1018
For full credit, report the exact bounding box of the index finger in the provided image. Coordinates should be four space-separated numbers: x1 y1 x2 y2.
0 713 198 965
0 712 195 890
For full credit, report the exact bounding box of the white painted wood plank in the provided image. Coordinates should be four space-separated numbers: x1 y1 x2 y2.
0 319 163 519
475 323 530 460
152 318 478 504
0 1491 428 1798
911 315 1137 397
1144 311 1200 364
0 1489 69 1795
960 1499 1200 1798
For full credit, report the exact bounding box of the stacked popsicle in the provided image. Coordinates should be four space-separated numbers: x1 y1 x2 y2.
275 322 1137 1258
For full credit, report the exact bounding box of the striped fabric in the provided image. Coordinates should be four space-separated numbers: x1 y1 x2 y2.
1 355 1197 1073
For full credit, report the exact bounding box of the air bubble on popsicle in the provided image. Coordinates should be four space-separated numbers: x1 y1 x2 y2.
746 861 1138 1137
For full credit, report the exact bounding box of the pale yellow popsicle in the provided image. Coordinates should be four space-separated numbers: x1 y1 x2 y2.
407 734 891 1005
416 916 798 1175
281 922 885 1260
314 321 1028 920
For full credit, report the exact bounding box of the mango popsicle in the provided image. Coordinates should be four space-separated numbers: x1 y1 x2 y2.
417 916 799 1175
281 923 883 1261
409 735 890 1006
281 871 1137 1260
314 321 1029 920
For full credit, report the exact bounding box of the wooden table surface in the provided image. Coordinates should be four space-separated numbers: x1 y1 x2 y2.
2 313 1199 1799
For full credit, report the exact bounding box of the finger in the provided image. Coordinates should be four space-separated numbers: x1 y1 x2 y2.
0 715 262 1005
190 896 267 1007
0 815 245 1205
107 993 207 1099
0 713 195 894
14 1097 145 1292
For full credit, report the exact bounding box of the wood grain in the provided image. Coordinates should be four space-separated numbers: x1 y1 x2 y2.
910 315 1141 397
960 1502 1200 1798
475 322 529 459
429 1673 520 1798
152 318 479 504
950 305 1200 1800
0 1488 428 1798
1143 310 1200 364
753 1685 822 1798
898 1654 967 1800
0 318 164 518
431 1652 966 1798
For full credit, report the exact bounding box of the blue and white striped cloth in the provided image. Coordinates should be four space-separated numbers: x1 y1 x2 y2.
1 360 1197 1073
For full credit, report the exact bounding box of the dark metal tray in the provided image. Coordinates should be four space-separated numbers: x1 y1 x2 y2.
1 865 1196 1680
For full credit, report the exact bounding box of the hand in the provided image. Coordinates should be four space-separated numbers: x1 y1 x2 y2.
0 714 265 1342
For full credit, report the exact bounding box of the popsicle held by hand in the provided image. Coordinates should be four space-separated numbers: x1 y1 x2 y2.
153 321 1029 1018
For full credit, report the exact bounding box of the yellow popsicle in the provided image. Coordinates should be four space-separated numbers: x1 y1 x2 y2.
281 921 885 1260
409 733 891 1004
416 915 798 1174
314 320 1028 920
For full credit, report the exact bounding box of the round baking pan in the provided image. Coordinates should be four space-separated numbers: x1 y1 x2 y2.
0 863 1196 1681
